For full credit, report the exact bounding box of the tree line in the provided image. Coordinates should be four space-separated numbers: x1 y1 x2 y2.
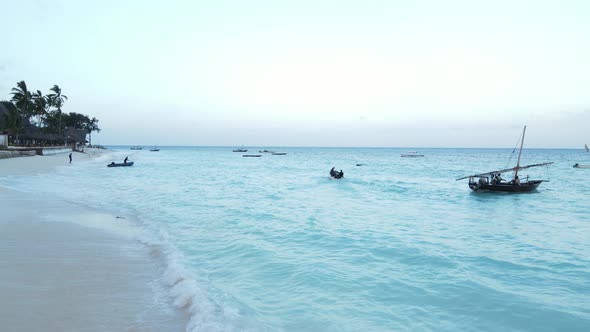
1 80 101 145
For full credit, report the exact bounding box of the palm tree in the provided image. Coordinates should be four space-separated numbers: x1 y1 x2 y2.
47 85 67 135
1 101 23 144
10 81 34 122
84 117 100 146
32 90 48 126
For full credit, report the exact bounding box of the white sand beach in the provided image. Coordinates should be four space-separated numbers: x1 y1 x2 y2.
0 149 100 177
0 150 186 331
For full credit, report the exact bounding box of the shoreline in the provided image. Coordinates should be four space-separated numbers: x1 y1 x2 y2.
0 147 110 177
0 149 188 331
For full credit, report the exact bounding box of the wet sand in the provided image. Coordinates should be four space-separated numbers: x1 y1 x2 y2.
0 150 187 331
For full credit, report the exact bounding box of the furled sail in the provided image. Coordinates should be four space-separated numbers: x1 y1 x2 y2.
456 162 554 181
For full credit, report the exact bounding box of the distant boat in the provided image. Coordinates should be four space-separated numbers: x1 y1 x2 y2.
330 167 344 179
401 151 424 157
456 126 553 193
271 152 287 155
585 144 589 152
573 163 590 169
130 146 142 150
242 154 261 157
150 148 160 152
233 148 248 152
107 161 134 167
259 149 273 153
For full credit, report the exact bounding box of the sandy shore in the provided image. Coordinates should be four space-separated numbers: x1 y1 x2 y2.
0 148 104 177
0 150 187 331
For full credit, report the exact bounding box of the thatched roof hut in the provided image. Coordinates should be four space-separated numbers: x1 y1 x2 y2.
65 128 88 144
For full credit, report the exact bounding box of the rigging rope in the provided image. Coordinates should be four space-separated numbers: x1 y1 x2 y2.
505 130 524 169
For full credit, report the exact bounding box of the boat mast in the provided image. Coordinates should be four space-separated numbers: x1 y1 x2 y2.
514 125 526 179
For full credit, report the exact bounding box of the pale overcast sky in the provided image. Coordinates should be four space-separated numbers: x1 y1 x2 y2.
1 0 589 147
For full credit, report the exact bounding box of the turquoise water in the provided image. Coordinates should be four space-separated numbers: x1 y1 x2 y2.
2 147 589 331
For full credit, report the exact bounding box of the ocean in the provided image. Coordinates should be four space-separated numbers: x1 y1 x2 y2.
2 147 589 331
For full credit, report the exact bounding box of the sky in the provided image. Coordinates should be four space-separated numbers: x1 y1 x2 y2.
1 0 589 148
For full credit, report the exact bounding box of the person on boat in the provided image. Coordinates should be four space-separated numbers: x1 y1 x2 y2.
478 177 487 187
492 172 504 184
574 163 579 168
110 162 115 166
124 156 129 163
330 167 336 177
339 170 344 178
509 175 520 185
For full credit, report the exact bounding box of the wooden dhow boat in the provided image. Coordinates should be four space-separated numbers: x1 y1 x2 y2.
456 126 553 193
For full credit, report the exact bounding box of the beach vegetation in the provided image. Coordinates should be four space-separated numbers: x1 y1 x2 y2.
1 81 100 147
10 81 34 122
0 101 23 140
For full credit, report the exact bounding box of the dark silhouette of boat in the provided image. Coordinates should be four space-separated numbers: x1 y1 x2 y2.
107 161 134 167
233 148 248 152
573 163 590 169
272 152 287 155
456 126 553 193
242 154 261 157
330 167 344 179
401 151 424 157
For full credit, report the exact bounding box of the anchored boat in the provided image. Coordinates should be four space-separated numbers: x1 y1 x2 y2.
456 126 553 193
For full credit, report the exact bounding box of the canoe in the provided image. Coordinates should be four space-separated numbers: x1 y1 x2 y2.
107 162 134 167
242 154 261 157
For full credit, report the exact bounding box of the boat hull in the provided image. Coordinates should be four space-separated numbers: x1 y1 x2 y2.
107 162 134 167
469 180 542 193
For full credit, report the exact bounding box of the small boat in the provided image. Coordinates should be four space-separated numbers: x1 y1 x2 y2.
573 163 590 168
401 151 424 157
242 154 261 157
233 148 248 152
330 167 344 179
130 146 142 150
150 148 160 152
107 161 134 167
259 149 273 153
456 126 553 193
272 152 287 155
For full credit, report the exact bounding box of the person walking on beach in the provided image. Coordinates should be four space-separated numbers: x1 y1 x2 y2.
69 153 72 164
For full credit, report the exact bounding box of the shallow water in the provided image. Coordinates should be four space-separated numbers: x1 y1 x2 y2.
2 147 589 331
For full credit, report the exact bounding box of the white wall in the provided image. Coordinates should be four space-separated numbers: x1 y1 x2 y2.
40 147 72 155
0 134 7 148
